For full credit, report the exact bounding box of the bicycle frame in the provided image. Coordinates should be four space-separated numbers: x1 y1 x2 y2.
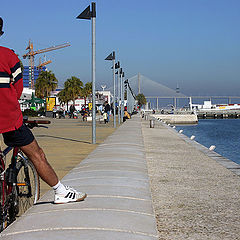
0 119 50 231
0 146 17 229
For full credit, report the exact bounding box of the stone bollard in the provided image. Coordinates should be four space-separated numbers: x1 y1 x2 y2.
150 119 155 128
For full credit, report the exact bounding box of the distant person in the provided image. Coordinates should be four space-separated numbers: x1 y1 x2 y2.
69 104 76 118
123 106 131 122
59 105 65 119
52 105 57 118
104 101 111 122
0 17 86 204
103 112 108 124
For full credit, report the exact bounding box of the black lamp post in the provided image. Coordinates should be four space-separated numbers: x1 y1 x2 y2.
77 2 97 144
105 51 116 128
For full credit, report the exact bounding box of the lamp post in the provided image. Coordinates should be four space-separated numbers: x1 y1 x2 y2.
118 67 122 125
105 51 116 128
121 72 125 122
114 62 120 125
77 2 96 144
119 69 123 122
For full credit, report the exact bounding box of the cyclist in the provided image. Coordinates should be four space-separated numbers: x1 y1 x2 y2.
0 17 86 204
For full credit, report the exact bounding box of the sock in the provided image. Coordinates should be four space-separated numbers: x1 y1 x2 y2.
53 181 67 195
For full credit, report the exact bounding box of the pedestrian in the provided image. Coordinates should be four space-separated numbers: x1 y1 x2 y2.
0 17 86 204
104 101 111 123
69 104 76 118
52 105 57 118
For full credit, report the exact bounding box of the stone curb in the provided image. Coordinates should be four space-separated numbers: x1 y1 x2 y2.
0 115 158 240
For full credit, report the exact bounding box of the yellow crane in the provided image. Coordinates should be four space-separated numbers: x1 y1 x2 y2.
37 56 52 71
23 40 70 89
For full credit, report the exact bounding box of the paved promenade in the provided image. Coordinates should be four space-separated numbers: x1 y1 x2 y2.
142 119 240 240
1 115 158 240
1 115 240 239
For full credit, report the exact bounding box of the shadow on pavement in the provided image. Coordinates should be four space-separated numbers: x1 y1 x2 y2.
36 135 92 144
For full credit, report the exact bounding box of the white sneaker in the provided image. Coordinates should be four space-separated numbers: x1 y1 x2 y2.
54 186 87 204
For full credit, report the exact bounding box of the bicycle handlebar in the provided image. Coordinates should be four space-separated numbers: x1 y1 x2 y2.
25 120 51 124
24 120 51 129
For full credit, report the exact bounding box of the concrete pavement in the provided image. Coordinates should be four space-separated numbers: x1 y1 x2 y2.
142 119 240 239
1 115 240 239
0 115 158 240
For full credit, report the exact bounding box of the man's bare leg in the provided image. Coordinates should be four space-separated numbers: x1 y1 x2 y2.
20 138 86 203
20 139 58 187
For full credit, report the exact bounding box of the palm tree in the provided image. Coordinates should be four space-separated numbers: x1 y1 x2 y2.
35 71 58 98
81 82 92 105
64 76 83 105
57 88 71 110
136 93 147 108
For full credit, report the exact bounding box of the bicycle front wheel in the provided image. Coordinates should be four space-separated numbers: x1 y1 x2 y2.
16 154 40 216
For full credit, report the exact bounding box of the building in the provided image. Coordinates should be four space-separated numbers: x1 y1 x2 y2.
23 66 46 88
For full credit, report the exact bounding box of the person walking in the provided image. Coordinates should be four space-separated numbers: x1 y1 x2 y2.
52 105 57 118
104 101 111 123
69 104 75 118
0 17 86 204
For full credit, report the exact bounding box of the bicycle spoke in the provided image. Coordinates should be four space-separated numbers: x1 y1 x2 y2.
16 156 39 216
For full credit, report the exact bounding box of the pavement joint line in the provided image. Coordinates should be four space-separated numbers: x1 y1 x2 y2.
69 169 149 174
87 195 151 201
71 169 148 173
80 161 147 165
23 208 155 217
84 156 144 160
75 161 147 167
62 176 148 182
0 227 158 238
100 143 143 147
57 184 149 190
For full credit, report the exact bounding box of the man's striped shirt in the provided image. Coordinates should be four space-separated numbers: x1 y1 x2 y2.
0 46 23 133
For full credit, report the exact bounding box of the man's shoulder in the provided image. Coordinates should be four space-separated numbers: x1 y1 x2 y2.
0 46 17 57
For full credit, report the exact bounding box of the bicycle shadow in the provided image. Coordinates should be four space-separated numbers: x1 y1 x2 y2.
35 135 92 145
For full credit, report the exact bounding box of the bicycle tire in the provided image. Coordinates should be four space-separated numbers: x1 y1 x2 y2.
16 153 40 216
0 157 7 231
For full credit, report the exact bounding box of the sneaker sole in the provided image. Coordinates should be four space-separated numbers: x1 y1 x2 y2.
54 193 87 204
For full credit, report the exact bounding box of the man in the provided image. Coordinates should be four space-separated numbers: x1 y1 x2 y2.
104 101 111 123
52 105 57 118
0 17 86 204
69 104 75 118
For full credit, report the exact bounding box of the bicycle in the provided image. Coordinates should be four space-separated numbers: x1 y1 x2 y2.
0 119 50 232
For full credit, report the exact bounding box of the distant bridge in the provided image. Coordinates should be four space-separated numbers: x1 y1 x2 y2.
145 96 240 109
127 73 240 109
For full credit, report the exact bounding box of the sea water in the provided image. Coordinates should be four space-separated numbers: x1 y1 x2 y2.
175 119 240 165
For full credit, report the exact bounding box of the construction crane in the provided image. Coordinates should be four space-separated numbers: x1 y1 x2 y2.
23 40 70 89
37 56 52 71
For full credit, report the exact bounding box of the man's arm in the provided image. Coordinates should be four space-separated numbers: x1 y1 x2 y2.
10 53 23 99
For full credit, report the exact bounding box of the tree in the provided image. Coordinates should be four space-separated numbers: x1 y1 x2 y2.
64 76 83 105
81 82 92 105
136 93 146 107
35 71 58 98
57 88 71 110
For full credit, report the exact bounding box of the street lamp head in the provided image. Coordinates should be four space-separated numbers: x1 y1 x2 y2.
76 5 91 20
105 52 115 61
76 2 96 20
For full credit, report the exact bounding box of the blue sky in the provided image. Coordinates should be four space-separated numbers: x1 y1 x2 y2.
1 0 240 96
